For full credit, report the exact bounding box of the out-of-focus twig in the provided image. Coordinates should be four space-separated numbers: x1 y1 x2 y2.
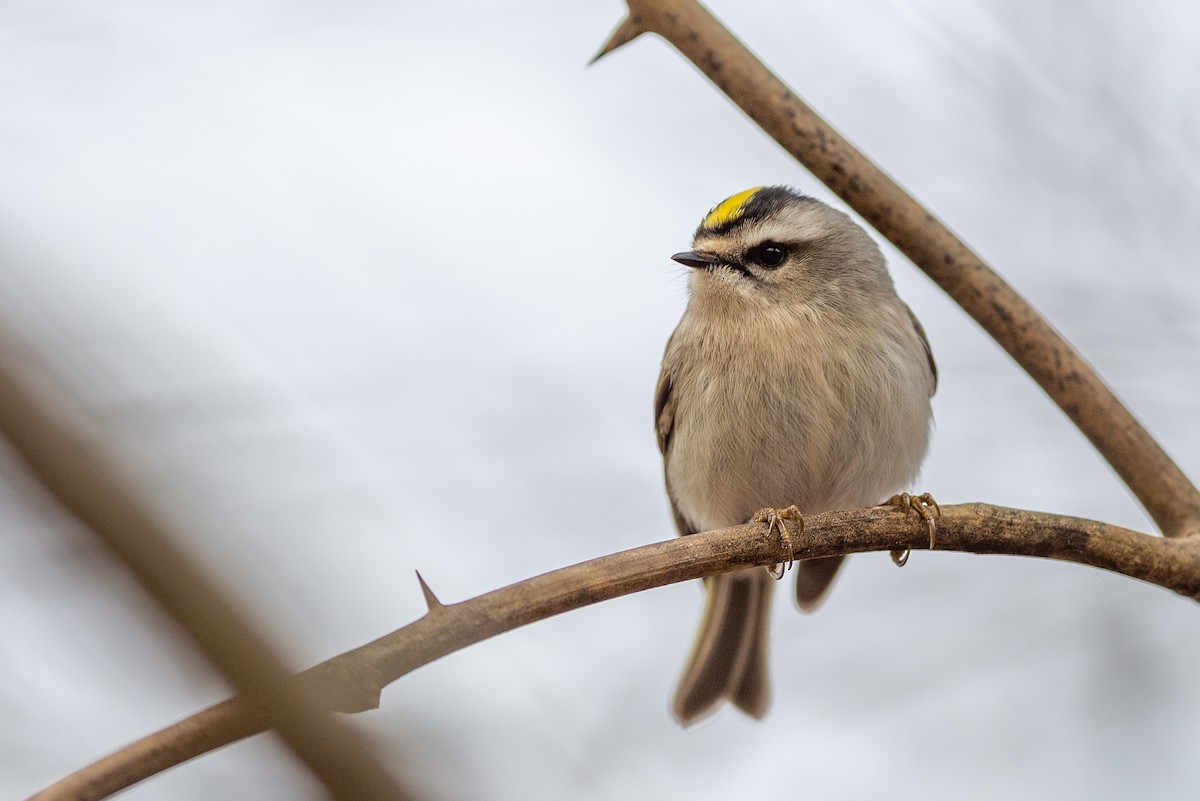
593 0 1200 539
0 338 413 801
31 501 1200 800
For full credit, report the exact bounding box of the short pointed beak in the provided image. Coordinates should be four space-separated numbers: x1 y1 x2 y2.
671 250 721 269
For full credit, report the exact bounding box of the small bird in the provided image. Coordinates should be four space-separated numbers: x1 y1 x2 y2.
655 186 936 725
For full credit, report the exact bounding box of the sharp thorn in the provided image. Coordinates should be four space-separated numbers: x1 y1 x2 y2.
589 15 646 65
415 570 444 611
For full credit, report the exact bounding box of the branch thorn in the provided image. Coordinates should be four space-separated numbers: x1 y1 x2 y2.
415 570 444 612
589 15 646 65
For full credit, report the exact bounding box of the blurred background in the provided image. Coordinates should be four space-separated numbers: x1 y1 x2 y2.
3 1 1199 799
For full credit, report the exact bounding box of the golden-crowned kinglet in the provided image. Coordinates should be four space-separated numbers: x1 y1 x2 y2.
656 186 936 725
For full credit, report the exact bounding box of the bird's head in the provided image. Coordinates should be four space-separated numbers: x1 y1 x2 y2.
673 186 890 311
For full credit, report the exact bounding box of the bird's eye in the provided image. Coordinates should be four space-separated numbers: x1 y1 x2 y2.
752 243 788 268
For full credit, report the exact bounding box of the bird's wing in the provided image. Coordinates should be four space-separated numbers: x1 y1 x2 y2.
653 361 675 456
655 354 694 538
904 303 938 396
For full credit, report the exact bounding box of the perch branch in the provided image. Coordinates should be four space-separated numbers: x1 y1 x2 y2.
0 340 413 801
31 502 1200 801
593 0 1200 538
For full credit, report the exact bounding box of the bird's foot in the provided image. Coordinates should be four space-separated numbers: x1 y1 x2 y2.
883 492 941 566
753 505 802 580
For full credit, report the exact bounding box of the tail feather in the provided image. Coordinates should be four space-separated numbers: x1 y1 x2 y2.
672 569 773 726
794 555 845 612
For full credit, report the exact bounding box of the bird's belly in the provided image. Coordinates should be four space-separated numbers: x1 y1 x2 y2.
666 356 930 532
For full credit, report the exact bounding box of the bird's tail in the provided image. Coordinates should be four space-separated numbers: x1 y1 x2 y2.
672 568 773 726
793 555 846 612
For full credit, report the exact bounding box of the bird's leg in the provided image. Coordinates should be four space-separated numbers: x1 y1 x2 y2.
882 492 941 567
752 505 802 579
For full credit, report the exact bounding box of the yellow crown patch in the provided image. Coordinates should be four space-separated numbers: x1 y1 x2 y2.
701 186 763 229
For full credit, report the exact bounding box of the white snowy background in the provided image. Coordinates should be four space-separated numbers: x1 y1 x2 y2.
3 1 1199 799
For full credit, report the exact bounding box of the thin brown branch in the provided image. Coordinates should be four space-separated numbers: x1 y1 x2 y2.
0 339 413 801
33 502 1200 800
593 0 1200 538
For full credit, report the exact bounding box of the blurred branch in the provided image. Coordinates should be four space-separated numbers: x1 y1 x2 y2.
0 341 414 801
31 502 1200 800
593 0 1200 539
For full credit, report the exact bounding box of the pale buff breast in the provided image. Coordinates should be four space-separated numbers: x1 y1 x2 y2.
663 299 932 532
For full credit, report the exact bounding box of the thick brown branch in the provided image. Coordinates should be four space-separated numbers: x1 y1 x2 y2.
0 340 413 801
33 503 1200 800
595 0 1200 538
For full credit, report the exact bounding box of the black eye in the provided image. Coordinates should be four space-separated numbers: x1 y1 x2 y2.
752 242 788 268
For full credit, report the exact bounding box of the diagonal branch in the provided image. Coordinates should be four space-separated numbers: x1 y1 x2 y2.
29 502 1200 801
0 338 414 801
592 0 1200 539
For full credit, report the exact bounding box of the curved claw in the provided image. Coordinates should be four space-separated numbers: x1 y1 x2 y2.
884 491 942 551
753 505 803 579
